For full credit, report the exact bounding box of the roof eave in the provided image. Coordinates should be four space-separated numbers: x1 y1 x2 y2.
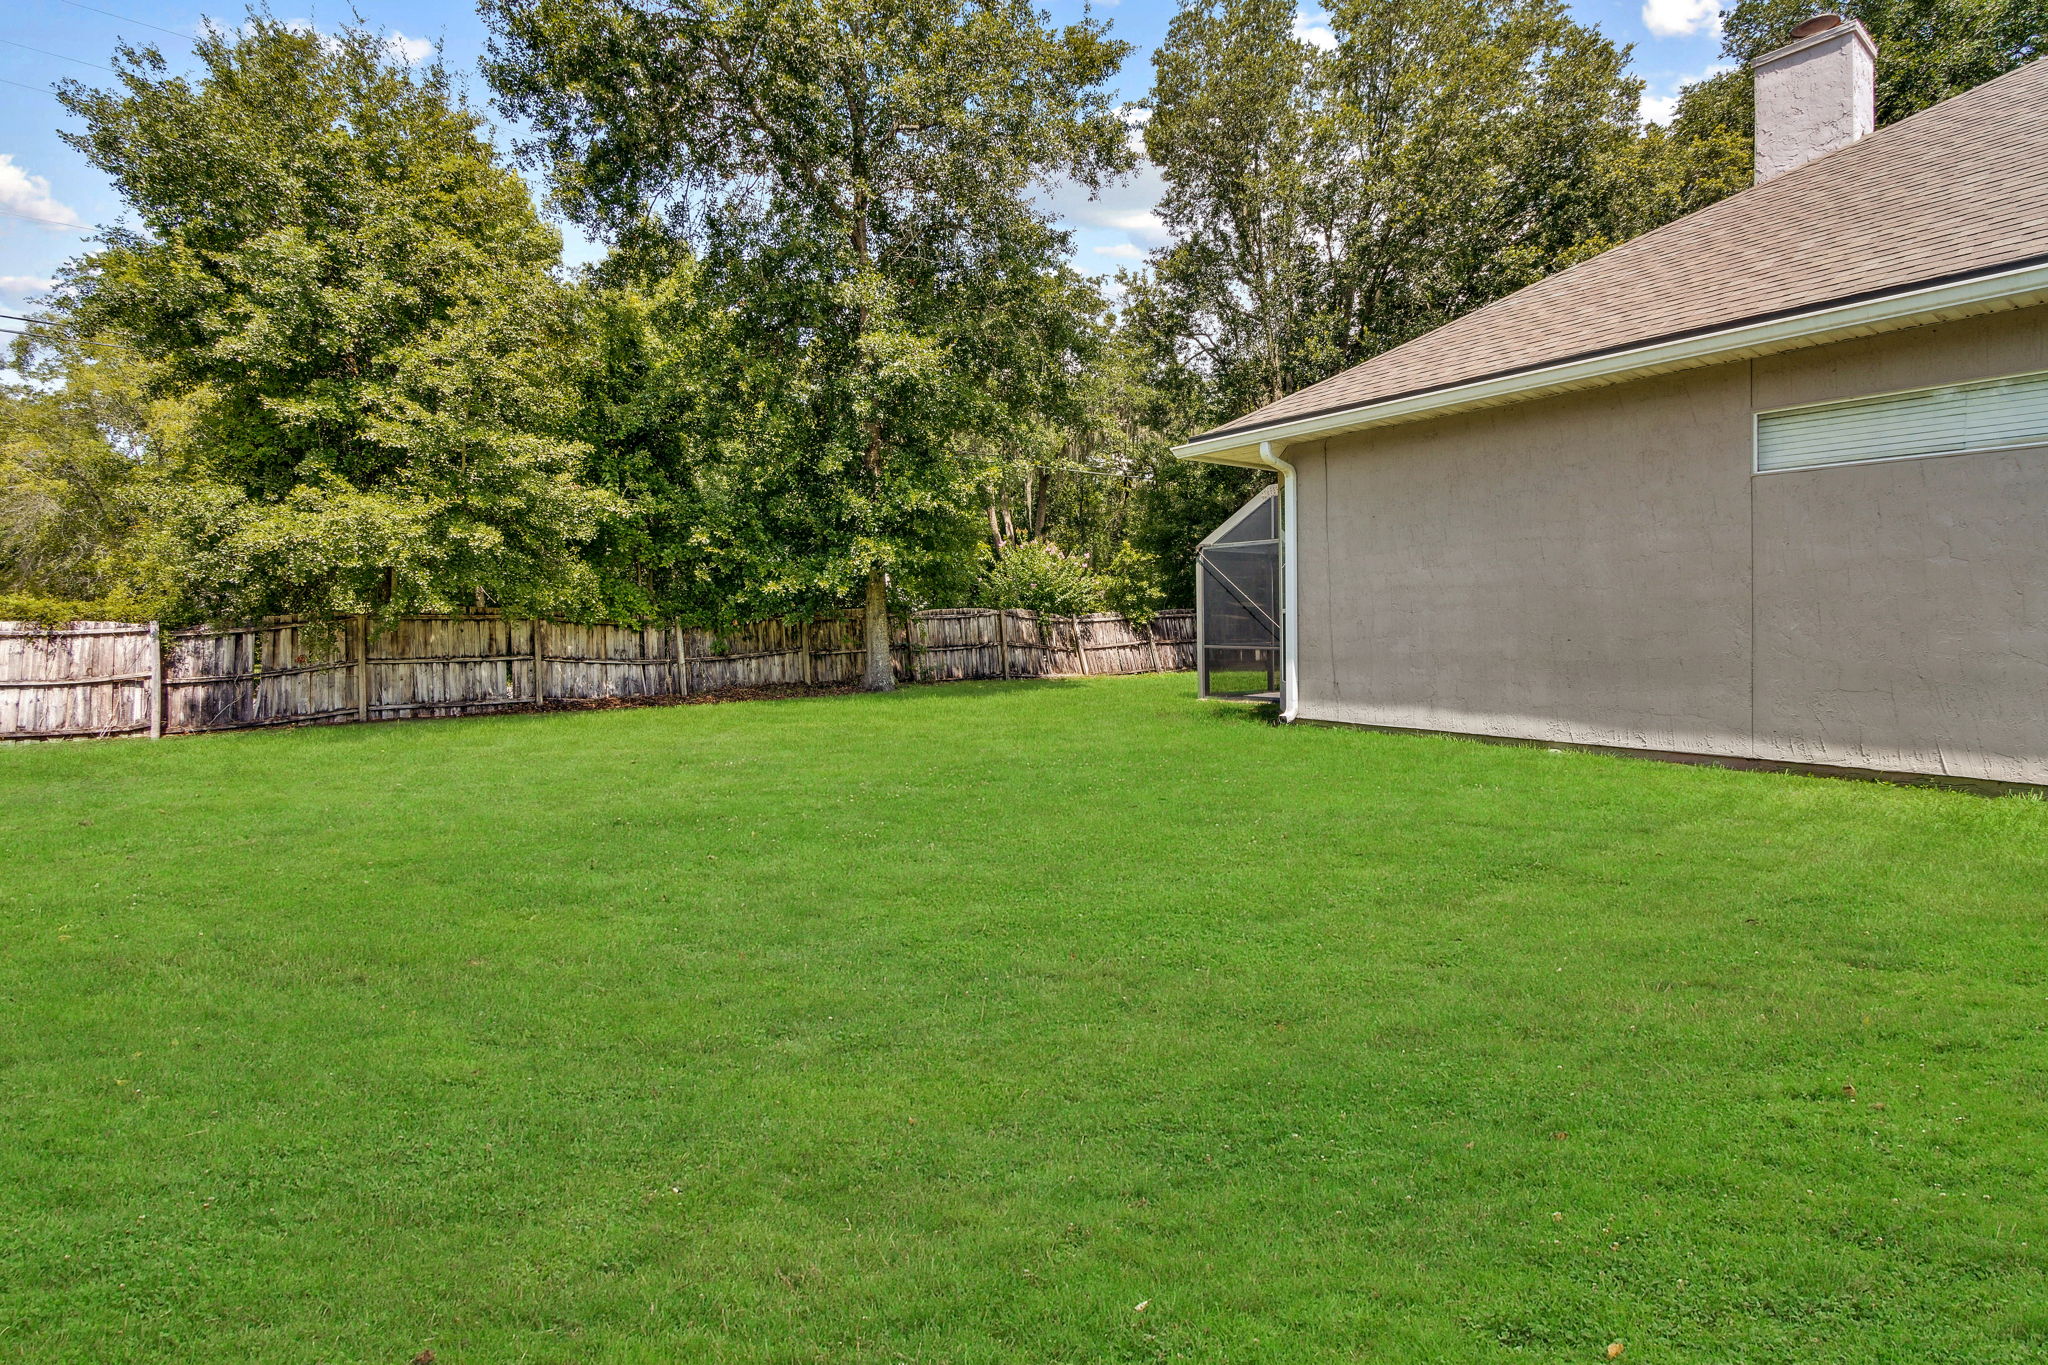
1173 257 2048 466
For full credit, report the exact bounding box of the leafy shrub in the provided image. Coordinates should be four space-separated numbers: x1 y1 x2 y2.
975 541 1105 617
0 591 158 628
1099 541 1165 623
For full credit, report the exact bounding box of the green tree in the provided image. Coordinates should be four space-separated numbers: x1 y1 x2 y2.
978 307 1153 567
54 14 617 625
1591 108 1751 245
0 333 167 615
1134 0 1329 422
483 0 1131 688
967 296 1261 610
566 240 760 627
1129 0 1651 427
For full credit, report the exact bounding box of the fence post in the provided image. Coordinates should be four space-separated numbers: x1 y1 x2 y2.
676 623 690 698
146 621 163 738
253 625 266 724
1072 617 1092 675
1145 618 1162 674
802 618 814 687
353 614 370 723
533 619 546 703
994 609 1010 681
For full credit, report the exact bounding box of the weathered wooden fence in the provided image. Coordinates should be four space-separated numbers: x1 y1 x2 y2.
0 608 1193 741
0 621 163 740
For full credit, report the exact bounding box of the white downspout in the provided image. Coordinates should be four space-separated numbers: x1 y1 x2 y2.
1255 440 1299 723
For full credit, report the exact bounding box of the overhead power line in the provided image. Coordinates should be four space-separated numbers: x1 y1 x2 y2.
0 36 117 73
0 205 92 231
0 75 60 97
0 325 129 351
0 313 139 352
59 0 193 41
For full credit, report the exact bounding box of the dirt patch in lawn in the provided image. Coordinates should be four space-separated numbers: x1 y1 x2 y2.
521 683 867 713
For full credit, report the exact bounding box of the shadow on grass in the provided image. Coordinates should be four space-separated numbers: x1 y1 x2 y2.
112 672 1195 751
1198 698 1283 726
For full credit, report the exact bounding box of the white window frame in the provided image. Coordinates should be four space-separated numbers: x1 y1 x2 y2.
1753 366 2048 476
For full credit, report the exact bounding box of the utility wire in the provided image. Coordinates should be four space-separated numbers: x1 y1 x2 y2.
0 325 128 350
0 312 139 352
0 318 122 347
0 205 92 231
0 75 61 97
59 0 192 41
0 37 117 73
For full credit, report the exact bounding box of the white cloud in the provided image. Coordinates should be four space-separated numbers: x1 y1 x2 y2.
1092 242 1146 261
0 275 56 297
1639 62 1736 124
1092 207 1169 241
1040 136 1172 252
0 156 83 230
211 17 434 64
1640 92 1682 124
386 32 433 64
1641 0 1721 39
1292 7 1338 50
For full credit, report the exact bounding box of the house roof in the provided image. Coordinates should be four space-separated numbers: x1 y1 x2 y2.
1192 57 2048 448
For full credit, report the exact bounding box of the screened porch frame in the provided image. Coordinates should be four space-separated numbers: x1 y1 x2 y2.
1195 484 1283 702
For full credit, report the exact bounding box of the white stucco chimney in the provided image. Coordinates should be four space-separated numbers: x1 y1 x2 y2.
1750 14 1877 183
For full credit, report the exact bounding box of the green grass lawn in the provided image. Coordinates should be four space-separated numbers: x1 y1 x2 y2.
5 674 2048 1363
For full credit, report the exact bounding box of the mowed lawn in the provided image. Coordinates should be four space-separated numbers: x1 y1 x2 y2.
4 675 2048 1363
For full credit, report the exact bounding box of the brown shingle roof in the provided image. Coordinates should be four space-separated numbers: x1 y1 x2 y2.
1197 58 2048 443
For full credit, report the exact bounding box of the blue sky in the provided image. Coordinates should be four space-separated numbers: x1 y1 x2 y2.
0 0 1730 316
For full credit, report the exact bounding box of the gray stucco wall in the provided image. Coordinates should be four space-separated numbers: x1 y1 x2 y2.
1293 303 2048 784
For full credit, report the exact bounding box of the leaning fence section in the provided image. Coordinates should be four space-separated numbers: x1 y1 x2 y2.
0 607 1193 741
0 621 160 740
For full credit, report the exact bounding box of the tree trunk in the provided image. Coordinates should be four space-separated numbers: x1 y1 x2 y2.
862 569 895 692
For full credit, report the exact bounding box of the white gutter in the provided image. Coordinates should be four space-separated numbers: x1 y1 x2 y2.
1255 440 1299 723
1175 257 2048 467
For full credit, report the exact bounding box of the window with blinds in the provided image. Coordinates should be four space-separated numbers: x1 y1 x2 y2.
1755 368 2048 473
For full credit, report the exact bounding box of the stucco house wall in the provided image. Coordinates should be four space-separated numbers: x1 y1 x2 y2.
1290 302 2048 784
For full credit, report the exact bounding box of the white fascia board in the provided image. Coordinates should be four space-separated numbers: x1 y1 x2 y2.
1173 258 2048 466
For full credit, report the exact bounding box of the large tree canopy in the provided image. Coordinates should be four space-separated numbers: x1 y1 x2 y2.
1124 0 1656 425
483 0 1132 686
52 17 616 624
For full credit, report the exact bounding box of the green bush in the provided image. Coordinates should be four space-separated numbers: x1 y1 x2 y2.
0 592 158 628
975 541 1105 617
1099 541 1165 623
